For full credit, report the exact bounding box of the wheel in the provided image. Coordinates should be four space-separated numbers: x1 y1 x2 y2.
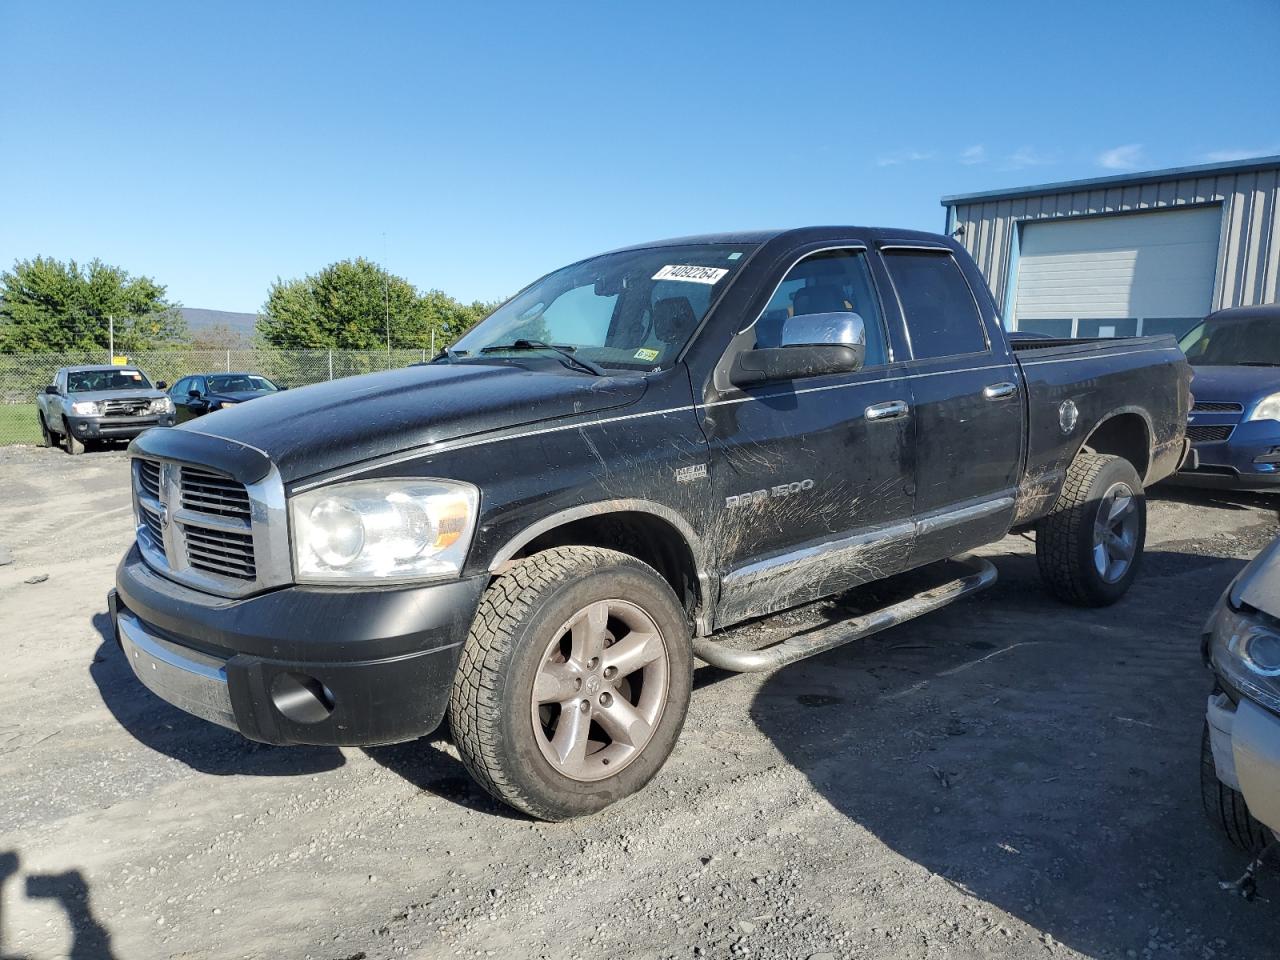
1035 452 1145 606
38 413 58 448
1201 723 1271 853
449 546 693 820
62 418 84 455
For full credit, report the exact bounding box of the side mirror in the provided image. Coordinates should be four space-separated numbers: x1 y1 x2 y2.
156 380 168 390
188 389 201 398
43 384 59 395
730 312 867 387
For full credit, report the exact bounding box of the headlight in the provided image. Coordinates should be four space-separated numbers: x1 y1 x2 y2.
1248 392 1280 422
70 400 99 416
1210 602 1280 713
290 479 478 583
149 397 174 414
217 400 238 408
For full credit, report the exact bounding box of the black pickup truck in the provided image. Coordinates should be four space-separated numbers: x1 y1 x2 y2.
111 227 1191 819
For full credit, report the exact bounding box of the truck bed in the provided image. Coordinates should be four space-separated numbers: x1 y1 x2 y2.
1010 334 1190 527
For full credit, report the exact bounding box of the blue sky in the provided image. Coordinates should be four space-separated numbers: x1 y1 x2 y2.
2 0 1278 313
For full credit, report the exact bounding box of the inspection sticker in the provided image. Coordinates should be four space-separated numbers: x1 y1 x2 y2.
652 264 729 285
633 348 660 362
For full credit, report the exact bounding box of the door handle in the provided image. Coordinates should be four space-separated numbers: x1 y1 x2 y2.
982 382 1017 400
865 400 909 421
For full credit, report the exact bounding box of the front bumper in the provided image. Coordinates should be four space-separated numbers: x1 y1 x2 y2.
69 413 174 439
1207 691 1280 836
112 544 487 746
1175 420 1280 490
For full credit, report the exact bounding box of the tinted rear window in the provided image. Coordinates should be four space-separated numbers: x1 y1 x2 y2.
883 251 988 360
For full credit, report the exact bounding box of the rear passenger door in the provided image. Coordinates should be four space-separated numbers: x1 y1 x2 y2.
878 244 1023 566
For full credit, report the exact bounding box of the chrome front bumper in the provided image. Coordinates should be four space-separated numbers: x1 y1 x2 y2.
118 608 236 729
1208 692 1280 835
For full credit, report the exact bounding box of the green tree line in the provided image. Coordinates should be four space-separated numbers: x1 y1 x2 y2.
0 255 494 353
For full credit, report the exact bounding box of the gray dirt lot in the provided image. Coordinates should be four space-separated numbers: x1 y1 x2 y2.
3 444 1280 960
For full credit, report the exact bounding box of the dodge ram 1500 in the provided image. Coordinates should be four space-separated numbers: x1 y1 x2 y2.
110 227 1191 819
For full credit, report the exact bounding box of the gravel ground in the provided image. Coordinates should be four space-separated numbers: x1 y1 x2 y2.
2 443 1280 960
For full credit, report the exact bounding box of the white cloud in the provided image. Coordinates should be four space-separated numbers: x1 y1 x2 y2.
960 144 987 165
1003 146 1056 170
1200 147 1280 163
876 149 934 168
1098 144 1144 170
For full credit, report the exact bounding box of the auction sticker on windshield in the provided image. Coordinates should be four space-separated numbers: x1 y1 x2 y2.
652 264 729 284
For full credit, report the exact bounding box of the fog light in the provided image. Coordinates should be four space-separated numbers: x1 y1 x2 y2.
1254 447 1280 465
270 672 335 724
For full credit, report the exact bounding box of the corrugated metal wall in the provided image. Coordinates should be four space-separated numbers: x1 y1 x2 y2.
949 164 1280 314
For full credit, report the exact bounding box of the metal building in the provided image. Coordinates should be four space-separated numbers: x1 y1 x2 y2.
941 155 1280 338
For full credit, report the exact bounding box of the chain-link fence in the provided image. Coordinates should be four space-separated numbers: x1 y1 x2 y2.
0 348 434 445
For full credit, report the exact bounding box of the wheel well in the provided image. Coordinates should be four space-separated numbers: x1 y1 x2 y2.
1082 413 1151 481
512 512 702 623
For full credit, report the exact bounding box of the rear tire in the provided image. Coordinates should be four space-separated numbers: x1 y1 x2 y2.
62 418 84 455
449 546 693 820
1200 724 1271 853
1035 452 1145 606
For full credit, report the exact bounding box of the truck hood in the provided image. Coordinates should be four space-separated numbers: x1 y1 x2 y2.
1190 365 1280 406
175 362 647 484
66 388 166 403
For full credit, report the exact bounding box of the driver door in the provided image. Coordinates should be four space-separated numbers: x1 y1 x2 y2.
702 247 916 627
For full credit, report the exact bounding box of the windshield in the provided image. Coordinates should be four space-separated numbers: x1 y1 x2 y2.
449 243 756 371
208 374 278 393
1181 315 1280 366
67 369 152 392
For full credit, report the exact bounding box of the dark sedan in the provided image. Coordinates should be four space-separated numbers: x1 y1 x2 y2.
1175 304 1280 490
169 373 284 423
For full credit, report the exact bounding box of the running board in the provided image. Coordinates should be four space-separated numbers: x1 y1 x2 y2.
691 554 997 673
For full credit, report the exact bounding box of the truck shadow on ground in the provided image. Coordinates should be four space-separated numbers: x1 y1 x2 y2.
0 852 115 960
1151 484 1280 514
88 613 344 778
363 739 525 818
747 547 1280 958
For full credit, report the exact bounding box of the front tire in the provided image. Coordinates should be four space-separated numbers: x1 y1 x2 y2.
1035 452 1145 606
38 413 58 448
449 546 693 820
62 418 84 455
1201 724 1271 853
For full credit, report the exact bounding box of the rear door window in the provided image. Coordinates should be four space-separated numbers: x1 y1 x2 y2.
882 250 988 359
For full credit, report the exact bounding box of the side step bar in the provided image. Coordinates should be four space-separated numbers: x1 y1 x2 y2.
691 554 997 673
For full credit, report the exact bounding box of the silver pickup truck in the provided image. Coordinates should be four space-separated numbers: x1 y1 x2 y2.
37 365 175 453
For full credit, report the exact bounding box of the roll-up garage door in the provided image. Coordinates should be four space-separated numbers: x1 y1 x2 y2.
1012 206 1222 339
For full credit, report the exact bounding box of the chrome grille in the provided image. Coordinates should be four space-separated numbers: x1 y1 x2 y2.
102 398 151 417
1186 424 1234 443
129 454 288 598
183 523 256 579
138 459 162 499
180 466 252 520
140 504 164 544
1191 401 1244 414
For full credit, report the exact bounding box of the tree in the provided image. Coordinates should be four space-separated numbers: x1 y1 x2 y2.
0 256 186 353
258 259 495 351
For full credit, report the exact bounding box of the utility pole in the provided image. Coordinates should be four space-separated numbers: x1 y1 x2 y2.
383 232 391 368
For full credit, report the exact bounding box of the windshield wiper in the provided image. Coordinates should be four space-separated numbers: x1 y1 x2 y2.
431 347 469 364
479 339 606 376
1233 361 1280 367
